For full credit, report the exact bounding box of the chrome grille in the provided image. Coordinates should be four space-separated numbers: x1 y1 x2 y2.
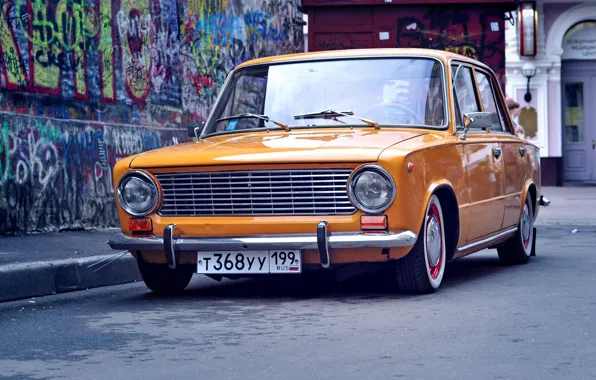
155 169 356 216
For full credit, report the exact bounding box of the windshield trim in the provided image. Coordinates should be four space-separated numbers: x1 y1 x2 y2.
203 123 446 139
199 56 450 139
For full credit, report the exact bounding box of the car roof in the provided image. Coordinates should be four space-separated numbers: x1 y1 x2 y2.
235 48 492 72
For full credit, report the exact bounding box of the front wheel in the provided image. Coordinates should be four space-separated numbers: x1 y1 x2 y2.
394 194 447 294
137 260 194 294
497 194 534 265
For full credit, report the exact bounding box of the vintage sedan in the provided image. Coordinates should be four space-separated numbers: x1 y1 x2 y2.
108 48 550 294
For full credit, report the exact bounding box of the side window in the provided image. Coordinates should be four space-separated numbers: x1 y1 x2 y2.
452 65 480 128
475 71 505 132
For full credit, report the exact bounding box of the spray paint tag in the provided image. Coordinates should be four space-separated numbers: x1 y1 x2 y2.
226 119 239 131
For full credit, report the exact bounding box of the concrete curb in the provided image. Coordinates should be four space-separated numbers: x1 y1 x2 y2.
0 254 141 303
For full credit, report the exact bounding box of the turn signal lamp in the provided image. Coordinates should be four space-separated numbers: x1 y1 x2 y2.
361 215 387 231
129 218 153 232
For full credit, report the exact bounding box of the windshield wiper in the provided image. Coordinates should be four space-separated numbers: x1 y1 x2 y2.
216 113 290 131
293 109 379 129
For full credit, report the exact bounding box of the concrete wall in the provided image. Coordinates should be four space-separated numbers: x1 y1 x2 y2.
0 0 304 233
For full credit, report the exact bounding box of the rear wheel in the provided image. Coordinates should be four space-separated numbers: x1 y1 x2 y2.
497 193 534 265
137 260 194 294
394 194 447 294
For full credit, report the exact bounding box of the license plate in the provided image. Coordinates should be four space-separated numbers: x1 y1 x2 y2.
197 250 301 274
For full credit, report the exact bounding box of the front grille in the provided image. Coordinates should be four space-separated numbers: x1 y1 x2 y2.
155 169 357 216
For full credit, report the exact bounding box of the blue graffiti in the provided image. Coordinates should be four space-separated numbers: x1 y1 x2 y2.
62 129 105 167
194 13 243 46
141 133 160 151
244 11 288 42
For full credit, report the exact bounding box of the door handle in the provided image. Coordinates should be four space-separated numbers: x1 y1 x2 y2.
519 146 526 156
593 140 595 150
493 146 502 158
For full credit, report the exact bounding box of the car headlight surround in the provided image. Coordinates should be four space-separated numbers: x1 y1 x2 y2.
117 171 159 217
347 165 396 214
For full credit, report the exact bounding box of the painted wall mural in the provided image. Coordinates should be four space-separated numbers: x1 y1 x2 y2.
396 7 506 88
0 0 303 233
308 5 506 89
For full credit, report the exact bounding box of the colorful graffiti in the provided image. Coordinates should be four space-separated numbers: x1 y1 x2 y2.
0 113 184 233
1 0 302 118
0 0 303 232
0 0 183 110
179 0 303 119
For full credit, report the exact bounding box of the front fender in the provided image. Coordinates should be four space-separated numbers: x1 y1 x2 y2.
521 180 539 222
418 180 458 228
381 142 467 248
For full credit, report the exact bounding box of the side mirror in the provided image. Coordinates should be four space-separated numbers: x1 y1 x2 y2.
459 112 492 140
187 121 205 139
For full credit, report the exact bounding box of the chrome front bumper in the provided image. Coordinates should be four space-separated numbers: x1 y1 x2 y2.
108 222 418 270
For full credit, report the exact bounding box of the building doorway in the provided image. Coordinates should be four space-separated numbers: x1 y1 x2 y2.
561 22 596 183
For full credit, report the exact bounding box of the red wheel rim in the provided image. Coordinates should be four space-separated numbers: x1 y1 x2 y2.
426 203 443 280
521 203 532 249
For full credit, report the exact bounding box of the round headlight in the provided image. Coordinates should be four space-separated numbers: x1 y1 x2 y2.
348 166 396 213
117 172 159 216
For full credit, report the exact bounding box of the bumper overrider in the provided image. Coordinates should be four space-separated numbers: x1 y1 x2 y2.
539 195 550 206
108 222 418 270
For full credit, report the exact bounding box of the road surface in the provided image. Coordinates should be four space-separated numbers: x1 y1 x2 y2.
1 224 595 380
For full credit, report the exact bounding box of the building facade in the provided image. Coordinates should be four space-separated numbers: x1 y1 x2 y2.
303 0 517 89
303 0 596 186
505 0 596 186
0 0 304 233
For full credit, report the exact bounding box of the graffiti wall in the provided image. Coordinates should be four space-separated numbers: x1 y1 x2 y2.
0 113 183 232
179 0 303 119
0 0 303 233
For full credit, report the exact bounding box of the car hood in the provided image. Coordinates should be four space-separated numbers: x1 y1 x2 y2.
129 128 425 168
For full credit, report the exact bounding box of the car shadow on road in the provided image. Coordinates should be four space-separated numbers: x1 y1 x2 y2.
440 251 513 289
136 249 516 302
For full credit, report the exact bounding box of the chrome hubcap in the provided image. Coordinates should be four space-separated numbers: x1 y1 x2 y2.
426 216 441 266
521 204 532 246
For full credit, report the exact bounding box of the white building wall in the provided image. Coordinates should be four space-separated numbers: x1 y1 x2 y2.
505 0 596 160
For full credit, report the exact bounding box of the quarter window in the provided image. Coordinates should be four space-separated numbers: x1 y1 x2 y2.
452 65 480 128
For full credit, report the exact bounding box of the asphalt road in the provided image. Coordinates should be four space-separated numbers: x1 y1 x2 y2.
1 224 595 380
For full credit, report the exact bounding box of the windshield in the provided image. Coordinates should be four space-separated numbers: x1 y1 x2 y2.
204 58 447 135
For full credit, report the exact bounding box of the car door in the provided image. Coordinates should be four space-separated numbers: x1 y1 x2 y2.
452 64 505 242
473 69 524 230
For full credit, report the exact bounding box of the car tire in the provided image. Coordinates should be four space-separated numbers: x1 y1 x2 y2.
394 194 447 294
137 260 194 294
497 193 534 265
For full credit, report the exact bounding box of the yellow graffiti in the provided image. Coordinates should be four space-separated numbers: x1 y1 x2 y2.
188 0 229 16
56 0 93 97
31 3 60 91
0 3 27 87
117 0 151 101
99 0 114 101
445 46 478 60
17 0 99 50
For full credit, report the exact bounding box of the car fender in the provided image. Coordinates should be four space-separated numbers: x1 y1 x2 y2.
521 179 538 221
416 179 458 231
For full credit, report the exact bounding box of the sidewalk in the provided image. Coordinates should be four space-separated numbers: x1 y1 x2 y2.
536 186 596 227
0 185 593 303
0 229 141 302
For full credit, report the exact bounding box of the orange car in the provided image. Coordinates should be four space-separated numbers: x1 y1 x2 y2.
108 48 550 294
